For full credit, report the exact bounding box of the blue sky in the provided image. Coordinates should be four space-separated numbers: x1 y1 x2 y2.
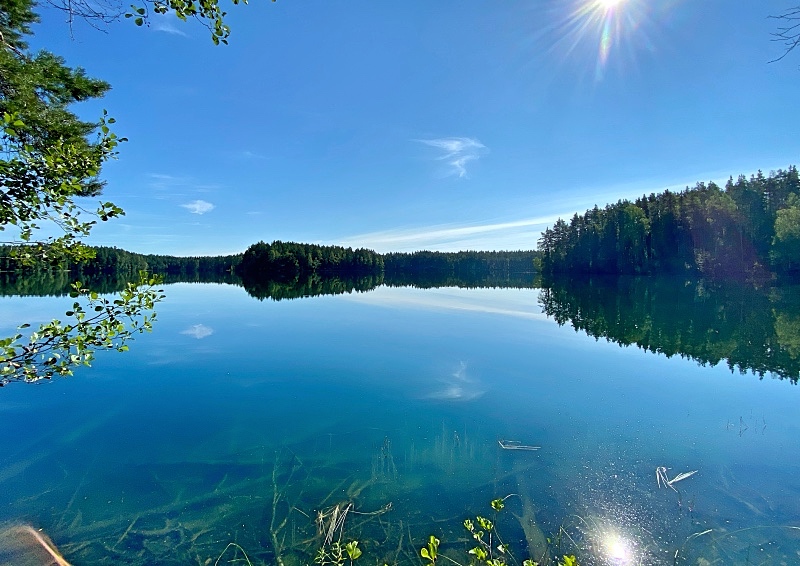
33 0 800 255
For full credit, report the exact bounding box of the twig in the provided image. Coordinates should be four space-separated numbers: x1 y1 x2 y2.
498 440 540 451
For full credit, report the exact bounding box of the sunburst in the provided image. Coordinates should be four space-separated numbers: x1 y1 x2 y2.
544 0 648 80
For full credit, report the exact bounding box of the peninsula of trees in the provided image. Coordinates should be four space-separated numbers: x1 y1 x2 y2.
537 167 800 279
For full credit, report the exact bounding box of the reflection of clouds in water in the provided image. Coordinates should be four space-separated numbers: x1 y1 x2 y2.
427 361 485 401
180 324 214 339
343 287 549 321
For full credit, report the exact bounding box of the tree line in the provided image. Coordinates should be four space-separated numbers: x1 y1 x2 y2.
384 250 538 276
1 242 542 298
0 245 241 280
537 167 800 279
237 240 384 281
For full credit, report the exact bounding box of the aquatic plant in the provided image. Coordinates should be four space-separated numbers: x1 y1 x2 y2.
214 542 254 566
421 498 578 566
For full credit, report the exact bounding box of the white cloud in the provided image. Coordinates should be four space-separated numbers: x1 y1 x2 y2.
180 324 213 339
340 214 561 253
180 200 215 215
417 137 487 178
154 22 188 36
152 14 189 37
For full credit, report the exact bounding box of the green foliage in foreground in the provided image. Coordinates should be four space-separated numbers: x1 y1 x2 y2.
304 498 579 566
0 272 164 385
1 0 239 384
419 498 578 566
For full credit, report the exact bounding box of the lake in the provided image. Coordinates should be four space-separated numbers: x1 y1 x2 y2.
0 281 798 565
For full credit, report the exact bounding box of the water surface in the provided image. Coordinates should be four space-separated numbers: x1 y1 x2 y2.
0 282 798 565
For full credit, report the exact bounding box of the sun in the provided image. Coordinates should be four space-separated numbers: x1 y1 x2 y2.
597 0 625 9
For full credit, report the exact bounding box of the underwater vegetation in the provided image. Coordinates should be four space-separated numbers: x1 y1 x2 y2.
1 421 796 566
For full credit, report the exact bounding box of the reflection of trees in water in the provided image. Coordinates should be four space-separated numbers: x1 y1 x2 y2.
241 272 384 301
1 268 536 300
0 270 241 297
539 276 800 383
383 271 537 290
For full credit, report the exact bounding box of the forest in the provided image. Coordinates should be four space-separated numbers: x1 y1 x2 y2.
384 250 538 277
0 245 242 280
0 242 539 295
236 241 385 280
537 167 800 279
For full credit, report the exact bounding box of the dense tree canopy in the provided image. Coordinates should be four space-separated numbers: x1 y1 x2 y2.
538 167 800 279
384 250 539 279
238 240 384 282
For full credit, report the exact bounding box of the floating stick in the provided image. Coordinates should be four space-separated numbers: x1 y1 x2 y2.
656 466 697 492
498 440 541 451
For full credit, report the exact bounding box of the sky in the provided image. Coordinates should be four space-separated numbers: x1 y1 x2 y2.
31 0 800 255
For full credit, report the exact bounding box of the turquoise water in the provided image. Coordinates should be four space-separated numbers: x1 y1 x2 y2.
0 283 798 565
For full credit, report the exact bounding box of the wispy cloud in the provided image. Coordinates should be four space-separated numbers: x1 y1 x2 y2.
416 137 487 178
180 324 213 339
148 173 183 189
180 200 215 215
147 173 220 193
340 214 561 253
152 14 189 37
154 22 188 36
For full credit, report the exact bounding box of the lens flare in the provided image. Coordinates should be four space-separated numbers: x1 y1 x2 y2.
539 0 651 82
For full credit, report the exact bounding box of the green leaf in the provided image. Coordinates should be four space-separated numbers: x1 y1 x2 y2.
345 541 362 561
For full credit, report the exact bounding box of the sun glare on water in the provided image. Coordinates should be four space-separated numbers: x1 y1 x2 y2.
604 534 633 564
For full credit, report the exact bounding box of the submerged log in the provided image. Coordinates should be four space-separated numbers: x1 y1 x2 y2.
513 479 551 565
0 524 72 566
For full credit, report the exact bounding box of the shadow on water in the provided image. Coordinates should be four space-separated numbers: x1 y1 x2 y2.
539 275 800 383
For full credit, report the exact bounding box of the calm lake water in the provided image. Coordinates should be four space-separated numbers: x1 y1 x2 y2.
0 282 798 565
